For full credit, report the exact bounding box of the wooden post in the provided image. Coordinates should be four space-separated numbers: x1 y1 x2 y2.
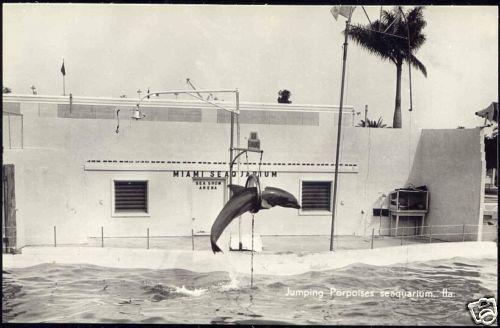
462 224 466 242
54 226 57 247
191 229 194 251
101 226 104 247
3 165 17 253
371 228 374 249
429 225 432 243
147 228 150 249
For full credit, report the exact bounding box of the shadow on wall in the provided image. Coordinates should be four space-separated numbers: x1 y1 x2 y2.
404 128 485 242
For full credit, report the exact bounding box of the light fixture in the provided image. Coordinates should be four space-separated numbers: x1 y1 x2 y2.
131 105 145 120
247 132 260 151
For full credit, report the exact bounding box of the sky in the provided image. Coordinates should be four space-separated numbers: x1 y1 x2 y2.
3 4 498 129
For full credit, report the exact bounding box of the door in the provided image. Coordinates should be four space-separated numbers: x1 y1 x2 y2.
3 164 16 253
192 178 226 235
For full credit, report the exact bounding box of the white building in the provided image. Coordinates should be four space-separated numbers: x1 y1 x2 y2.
2 94 491 251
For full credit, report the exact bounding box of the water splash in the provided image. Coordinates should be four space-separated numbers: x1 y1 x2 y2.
220 270 240 291
174 285 207 297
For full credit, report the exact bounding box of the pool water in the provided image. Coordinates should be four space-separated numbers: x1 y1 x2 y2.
2 257 497 325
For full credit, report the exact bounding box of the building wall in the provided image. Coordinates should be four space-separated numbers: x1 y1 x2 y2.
407 128 485 241
2 95 485 248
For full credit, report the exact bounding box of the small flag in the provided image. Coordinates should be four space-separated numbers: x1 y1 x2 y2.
61 61 66 76
331 5 355 21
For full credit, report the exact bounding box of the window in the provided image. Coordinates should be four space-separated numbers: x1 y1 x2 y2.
301 181 332 212
113 180 148 214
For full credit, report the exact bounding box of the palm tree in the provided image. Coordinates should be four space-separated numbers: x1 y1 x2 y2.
346 6 427 128
356 117 387 128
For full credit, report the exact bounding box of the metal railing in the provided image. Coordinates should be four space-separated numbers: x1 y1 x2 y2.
43 223 497 252
368 224 497 249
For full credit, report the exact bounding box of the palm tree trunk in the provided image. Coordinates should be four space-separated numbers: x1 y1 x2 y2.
393 61 403 128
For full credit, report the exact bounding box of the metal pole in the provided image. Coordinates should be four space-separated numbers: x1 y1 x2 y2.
101 226 104 247
147 228 149 249
462 224 465 242
401 227 404 246
235 90 242 251
429 225 432 243
191 229 194 251
364 105 368 127
251 214 255 289
371 228 374 249
399 8 413 112
8 113 12 149
330 15 351 252
54 226 57 247
21 115 24 149
63 75 66 96
229 107 235 194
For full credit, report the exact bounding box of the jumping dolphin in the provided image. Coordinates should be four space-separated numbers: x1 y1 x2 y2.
210 175 300 253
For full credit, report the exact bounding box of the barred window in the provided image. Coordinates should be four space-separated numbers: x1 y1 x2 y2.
301 181 331 211
114 181 148 213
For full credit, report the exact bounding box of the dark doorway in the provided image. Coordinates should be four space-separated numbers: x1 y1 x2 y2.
3 164 17 253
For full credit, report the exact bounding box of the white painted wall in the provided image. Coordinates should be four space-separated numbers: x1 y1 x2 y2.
2 96 485 248
407 128 485 241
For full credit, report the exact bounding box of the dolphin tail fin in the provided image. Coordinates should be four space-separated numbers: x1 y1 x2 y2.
211 240 223 253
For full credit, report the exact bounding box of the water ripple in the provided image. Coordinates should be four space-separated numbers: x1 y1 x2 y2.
2 257 497 324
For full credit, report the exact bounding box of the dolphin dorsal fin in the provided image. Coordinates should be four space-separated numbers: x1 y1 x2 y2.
228 184 246 196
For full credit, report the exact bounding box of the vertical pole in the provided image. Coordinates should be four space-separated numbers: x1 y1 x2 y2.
229 91 238 195
101 226 104 247
401 8 413 113
229 112 234 190
396 214 400 237
401 226 404 246
147 228 149 249
229 92 236 241
371 228 374 249
69 93 73 116
235 90 243 251
191 228 194 251
364 105 368 127
429 225 432 243
54 226 57 247
251 214 254 289
330 14 352 252
21 115 24 149
462 224 466 242
8 113 12 149
63 75 66 96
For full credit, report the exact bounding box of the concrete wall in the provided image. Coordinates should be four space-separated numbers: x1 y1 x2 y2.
2 95 485 248
407 128 485 241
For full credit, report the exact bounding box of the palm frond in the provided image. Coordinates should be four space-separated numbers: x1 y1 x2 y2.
346 6 427 77
346 25 397 63
407 54 427 77
356 117 387 128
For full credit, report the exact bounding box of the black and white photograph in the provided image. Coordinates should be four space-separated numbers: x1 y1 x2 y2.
2 3 498 325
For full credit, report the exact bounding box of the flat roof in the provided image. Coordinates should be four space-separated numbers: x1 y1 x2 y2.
3 94 355 113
